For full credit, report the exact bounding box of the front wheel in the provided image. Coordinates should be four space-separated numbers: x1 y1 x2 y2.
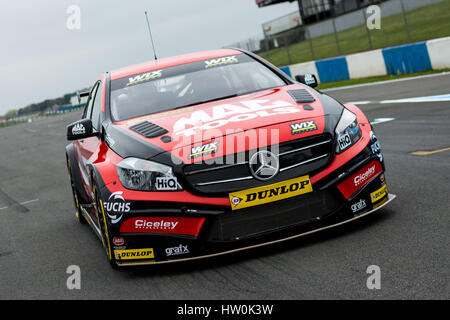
93 180 118 268
66 156 86 224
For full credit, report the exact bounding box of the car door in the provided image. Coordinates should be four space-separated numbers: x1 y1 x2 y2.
74 81 103 203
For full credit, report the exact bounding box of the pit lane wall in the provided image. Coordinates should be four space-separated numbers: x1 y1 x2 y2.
279 36 450 83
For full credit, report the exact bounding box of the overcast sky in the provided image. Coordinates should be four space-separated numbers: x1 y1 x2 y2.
0 0 299 115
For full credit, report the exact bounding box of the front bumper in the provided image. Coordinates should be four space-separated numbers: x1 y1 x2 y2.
99 140 395 267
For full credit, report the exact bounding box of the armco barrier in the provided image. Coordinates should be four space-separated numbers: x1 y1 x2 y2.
426 36 450 70
315 56 350 83
382 42 432 75
283 36 450 83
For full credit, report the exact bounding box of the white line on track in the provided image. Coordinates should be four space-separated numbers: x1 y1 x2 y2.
370 118 396 125
323 72 450 92
0 198 39 211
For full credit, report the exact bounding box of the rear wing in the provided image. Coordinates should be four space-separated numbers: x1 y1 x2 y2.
77 90 90 104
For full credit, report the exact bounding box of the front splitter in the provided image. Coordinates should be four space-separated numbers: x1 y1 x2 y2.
115 193 396 267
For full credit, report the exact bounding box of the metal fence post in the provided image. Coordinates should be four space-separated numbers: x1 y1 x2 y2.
332 18 341 56
362 7 373 50
400 0 412 42
306 26 315 60
285 34 292 65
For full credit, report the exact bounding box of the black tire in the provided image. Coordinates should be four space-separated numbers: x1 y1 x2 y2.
92 179 118 268
66 155 86 224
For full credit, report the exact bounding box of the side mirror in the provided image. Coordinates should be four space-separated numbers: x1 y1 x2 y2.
295 74 318 88
67 119 98 141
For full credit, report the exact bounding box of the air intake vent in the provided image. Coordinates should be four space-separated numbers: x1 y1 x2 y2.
287 89 315 103
129 121 168 138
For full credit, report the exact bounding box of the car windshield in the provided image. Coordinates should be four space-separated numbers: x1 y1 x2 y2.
110 54 286 121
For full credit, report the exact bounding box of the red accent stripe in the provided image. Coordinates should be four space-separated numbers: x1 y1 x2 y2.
120 217 205 237
337 160 383 199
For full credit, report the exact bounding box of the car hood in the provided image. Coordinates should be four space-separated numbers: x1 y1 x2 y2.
107 84 344 163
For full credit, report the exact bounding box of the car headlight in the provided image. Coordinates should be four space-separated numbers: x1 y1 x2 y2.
335 109 362 154
116 158 182 191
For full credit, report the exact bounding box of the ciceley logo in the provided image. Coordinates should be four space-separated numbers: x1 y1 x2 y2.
189 141 219 159
290 120 317 135
127 69 162 86
103 191 131 224
204 55 239 68
72 123 85 135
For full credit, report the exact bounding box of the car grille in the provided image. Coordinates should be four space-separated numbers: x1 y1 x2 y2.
182 133 334 195
205 188 342 241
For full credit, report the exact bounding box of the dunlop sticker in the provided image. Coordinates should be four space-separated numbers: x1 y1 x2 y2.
229 175 313 210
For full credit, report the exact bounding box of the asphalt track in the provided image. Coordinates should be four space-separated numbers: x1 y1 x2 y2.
0 73 449 299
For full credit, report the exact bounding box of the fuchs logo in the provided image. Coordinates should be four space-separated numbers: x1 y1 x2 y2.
189 141 219 159
72 123 85 135
127 69 162 86
204 55 238 68
103 191 131 224
338 133 352 150
165 244 189 257
354 165 376 186
290 120 317 135
351 199 367 214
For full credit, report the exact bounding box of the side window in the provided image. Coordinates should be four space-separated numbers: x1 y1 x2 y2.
91 82 103 131
82 83 99 119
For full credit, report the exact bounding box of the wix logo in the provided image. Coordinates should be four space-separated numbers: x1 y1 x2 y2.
290 120 317 134
72 123 85 135
189 141 219 159
204 55 238 68
127 70 162 85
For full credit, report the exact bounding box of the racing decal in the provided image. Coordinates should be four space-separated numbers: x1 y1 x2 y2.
155 177 179 191
127 70 162 86
370 184 387 203
113 236 125 246
173 99 300 136
337 132 352 151
370 131 383 162
72 123 85 135
165 244 189 257
229 175 312 210
337 160 383 199
290 120 317 135
204 55 239 68
350 198 367 214
103 191 131 224
189 141 219 159
114 248 154 260
119 217 206 237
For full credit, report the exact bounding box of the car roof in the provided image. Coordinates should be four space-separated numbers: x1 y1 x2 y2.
109 48 241 81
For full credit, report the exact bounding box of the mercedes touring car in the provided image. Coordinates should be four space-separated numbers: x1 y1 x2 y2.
65 48 395 267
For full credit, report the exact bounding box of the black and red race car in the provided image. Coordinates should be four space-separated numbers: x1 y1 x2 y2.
66 48 395 267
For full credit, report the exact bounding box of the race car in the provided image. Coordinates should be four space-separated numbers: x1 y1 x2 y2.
65 48 395 267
